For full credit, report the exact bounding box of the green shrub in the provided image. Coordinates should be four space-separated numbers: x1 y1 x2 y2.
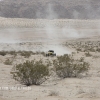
11 60 49 86
53 54 89 78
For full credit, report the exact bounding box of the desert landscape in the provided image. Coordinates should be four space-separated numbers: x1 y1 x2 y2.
0 17 100 100
0 0 100 100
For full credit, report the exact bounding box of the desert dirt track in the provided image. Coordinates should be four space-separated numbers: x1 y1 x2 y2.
0 18 100 100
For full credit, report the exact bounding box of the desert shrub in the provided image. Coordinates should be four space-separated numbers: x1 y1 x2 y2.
53 54 89 78
18 51 32 58
8 51 17 56
93 55 100 59
45 59 52 66
0 51 7 56
96 48 100 52
85 52 92 57
72 52 76 55
40 52 46 56
76 48 82 52
79 57 84 62
11 60 49 86
36 51 40 55
88 48 95 52
4 59 12 65
49 91 59 96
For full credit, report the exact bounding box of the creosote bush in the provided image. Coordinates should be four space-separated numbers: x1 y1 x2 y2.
53 54 89 78
11 60 49 86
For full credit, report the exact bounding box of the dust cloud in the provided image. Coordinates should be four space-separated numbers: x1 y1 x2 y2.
0 3 99 55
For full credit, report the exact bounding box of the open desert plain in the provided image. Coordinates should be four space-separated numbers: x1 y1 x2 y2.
0 17 100 100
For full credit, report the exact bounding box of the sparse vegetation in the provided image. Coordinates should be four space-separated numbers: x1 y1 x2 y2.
40 52 46 56
89 88 97 98
85 52 92 57
96 48 100 52
49 91 59 96
0 51 17 56
0 51 7 56
77 88 85 94
53 54 89 78
4 59 12 65
66 40 100 53
79 57 84 62
11 60 49 86
8 51 17 56
0 50 46 58
18 51 32 58
76 48 82 52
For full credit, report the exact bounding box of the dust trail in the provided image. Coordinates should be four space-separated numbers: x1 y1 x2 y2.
0 4 99 55
42 44 71 55
41 4 85 55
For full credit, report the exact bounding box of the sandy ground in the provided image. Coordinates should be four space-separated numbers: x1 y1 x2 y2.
0 28 100 100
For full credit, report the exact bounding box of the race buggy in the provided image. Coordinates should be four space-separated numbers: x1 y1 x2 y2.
46 50 56 57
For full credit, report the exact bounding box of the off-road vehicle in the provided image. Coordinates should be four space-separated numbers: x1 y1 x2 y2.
46 50 56 57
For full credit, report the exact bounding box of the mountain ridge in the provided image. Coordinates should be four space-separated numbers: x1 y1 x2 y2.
0 0 100 19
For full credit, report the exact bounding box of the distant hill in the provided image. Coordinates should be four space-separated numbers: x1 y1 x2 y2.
0 0 100 19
